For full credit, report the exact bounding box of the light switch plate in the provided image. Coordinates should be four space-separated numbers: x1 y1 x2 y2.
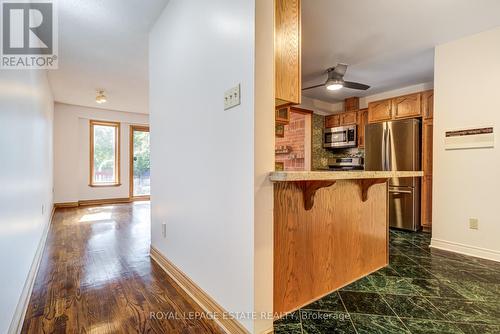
162 222 167 238
224 84 241 110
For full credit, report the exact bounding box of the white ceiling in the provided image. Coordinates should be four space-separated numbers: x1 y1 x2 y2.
302 0 500 103
49 0 169 114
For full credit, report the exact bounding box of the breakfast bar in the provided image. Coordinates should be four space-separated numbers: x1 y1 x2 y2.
270 171 423 314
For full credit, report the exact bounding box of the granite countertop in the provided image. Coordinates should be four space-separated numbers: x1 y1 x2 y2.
269 170 424 182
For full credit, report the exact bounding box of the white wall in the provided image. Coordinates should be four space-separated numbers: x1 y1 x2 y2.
53 103 149 203
0 71 54 333
150 0 270 332
432 27 500 261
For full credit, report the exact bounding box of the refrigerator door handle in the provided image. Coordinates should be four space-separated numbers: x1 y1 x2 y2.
387 127 392 170
382 125 387 170
389 189 413 194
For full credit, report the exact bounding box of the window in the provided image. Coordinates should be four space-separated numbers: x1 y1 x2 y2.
90 120 120 186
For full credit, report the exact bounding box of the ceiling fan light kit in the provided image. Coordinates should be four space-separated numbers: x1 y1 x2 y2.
326 79 343 91
303 63 370 92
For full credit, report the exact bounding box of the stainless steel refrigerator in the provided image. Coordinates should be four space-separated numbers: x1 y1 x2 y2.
365 119 421 231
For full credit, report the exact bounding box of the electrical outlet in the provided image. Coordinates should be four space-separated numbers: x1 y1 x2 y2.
224 84 241 110
469 218 479 230
162 222 167 238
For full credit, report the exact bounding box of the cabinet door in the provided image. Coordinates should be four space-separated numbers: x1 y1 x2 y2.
368 99 392 123
422 90 434 120
325 115 340 128
422 120 433 175
340 111 357 125
393 93 422 119
421 175 432 229
275 0 301 106
276 106 290 125
357 109 368 148
344 97 359 112
421 119 433 229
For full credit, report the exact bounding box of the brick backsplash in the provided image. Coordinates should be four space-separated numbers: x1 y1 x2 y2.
276 112 306 171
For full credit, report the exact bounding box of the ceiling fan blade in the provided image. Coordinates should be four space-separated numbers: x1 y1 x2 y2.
302 83 325 91
333 63 348 76
343 81 370 90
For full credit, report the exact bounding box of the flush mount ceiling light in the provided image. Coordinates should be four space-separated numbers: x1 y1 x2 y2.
96 90 107 104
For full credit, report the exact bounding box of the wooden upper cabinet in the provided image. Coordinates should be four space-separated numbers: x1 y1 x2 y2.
422 90 434 120
275 0 301 106
392 93 422 119
368 99 392 123
344 97 359 112
276 106 290 125
341 111 357 125
325 115 340 128
357 109 368 148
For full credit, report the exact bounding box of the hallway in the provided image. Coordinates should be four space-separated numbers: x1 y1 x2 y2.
21 202 222 333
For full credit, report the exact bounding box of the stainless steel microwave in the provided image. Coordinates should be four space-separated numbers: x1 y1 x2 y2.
324 125 357 148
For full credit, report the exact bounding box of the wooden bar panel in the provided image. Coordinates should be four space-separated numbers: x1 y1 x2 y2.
274 180 388 314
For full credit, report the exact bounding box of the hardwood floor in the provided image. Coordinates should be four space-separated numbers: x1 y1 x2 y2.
21 202 223 334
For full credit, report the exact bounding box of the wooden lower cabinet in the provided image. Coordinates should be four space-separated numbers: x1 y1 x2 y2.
421 175 432 230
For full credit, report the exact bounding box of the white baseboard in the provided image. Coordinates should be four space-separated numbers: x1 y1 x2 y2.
430 238 500 262
8 205 55 334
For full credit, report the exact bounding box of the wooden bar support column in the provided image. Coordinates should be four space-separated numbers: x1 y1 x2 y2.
358 178 388 202
296 181 336 210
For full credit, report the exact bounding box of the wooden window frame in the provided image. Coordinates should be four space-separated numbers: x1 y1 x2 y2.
129 125 150 200
89 120 121 187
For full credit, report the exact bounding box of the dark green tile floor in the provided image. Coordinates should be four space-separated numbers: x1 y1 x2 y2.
274 229 500 334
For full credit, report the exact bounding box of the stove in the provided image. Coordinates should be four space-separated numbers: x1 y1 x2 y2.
328 157 364 171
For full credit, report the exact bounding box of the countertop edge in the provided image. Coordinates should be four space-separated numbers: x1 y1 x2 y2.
269 171 424 182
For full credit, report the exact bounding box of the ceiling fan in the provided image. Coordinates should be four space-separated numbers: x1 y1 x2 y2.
303 64 370 91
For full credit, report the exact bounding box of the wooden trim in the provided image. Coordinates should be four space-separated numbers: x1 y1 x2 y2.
8 204 56 334
131 195 150 201
88 183 122 187
54 197 149 208
150 246 249 334
129 125 150 200
89 120 121 187
54 202 79 208
78 197 131 207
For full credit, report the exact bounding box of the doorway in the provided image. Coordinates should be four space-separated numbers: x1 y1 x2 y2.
130 125 150 199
